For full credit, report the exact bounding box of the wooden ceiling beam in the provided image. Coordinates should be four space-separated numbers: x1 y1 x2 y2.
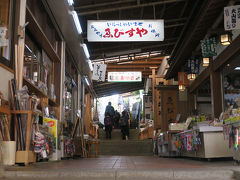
96 84 144 94
107 64 159 69
104 57 164 64
75 0 136 10
78 0 186 16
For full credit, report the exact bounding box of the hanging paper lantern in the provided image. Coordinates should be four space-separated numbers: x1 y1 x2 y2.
179 85 186 91
203 57 210 67
187 73 196 81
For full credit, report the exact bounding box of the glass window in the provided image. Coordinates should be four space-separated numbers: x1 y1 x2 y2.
24 33 54 98
24 34 41 83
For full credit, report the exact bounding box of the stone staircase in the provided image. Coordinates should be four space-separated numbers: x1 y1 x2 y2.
99 129 140 140
97 129 153 156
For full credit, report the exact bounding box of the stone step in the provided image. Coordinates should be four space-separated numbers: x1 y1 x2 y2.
99 129 140 140
97 140 153 156
2 169 235 180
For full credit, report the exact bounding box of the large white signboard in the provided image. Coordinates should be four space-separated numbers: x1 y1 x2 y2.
108 72 142 82
92 63 107 82
224 5 240 30
88 20 164 42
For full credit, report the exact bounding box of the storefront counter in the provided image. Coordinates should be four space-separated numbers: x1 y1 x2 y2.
174 127 232 159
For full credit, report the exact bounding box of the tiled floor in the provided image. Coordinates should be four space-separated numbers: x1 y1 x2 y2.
6 155 235 171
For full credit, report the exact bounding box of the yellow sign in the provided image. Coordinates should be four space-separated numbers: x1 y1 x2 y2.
43 117 57 138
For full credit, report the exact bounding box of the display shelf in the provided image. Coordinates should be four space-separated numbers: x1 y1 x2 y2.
224 89 240 94
23 77 59 107
23 77 47 98
26 6 60 63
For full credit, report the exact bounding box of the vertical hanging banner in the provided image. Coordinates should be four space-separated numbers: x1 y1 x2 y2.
92 63 107 82
224 5 240 30
187 58 200 74
178 72 188 86
87 20 164 42
200 38 217 57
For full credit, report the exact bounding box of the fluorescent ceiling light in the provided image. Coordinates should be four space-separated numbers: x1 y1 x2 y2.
234 67 240 70
85 76 90 86
25 44 32 53
81 43 90 59
88 60 93 71
67 0 74 6
72 11 82 34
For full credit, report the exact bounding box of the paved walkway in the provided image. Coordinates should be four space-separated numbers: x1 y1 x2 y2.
2 156 240 180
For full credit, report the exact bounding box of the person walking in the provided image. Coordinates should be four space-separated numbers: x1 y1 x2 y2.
114 110 120 129
105 102 115 118
119 110 130 140
104 113 113 139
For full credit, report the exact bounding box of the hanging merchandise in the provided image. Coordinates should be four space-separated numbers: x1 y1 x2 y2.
64 137 75 157
33 131 50 159
174 130 201 152
186 134 192 151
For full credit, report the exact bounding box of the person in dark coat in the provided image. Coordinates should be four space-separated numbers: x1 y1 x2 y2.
119 110 130 140
114 110 120 129
104 113 113 139
105 102 115 118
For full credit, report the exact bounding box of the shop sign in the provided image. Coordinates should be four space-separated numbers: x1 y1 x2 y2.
178 72 188 86
200 37 217 57
224 5 240 30
92 63 107 82
87 20 164 42
108 72 142 82
187 58 200 74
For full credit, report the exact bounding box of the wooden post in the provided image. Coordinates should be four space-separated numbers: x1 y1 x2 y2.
210 70 223 119
16 0 27 90
149 67 158 130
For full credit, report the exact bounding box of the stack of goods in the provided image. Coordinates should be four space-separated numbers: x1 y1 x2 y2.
221 106 240 124
169 117 192 131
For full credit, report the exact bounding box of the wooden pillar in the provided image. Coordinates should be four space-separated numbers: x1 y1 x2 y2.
149 67 158 130
188 92 195 114
210 70 223 119
60 42 65 122
15 0 26 90
84 93 92 134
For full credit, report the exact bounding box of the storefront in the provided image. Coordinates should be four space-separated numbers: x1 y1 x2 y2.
0 0 96 166
154 2 240 161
